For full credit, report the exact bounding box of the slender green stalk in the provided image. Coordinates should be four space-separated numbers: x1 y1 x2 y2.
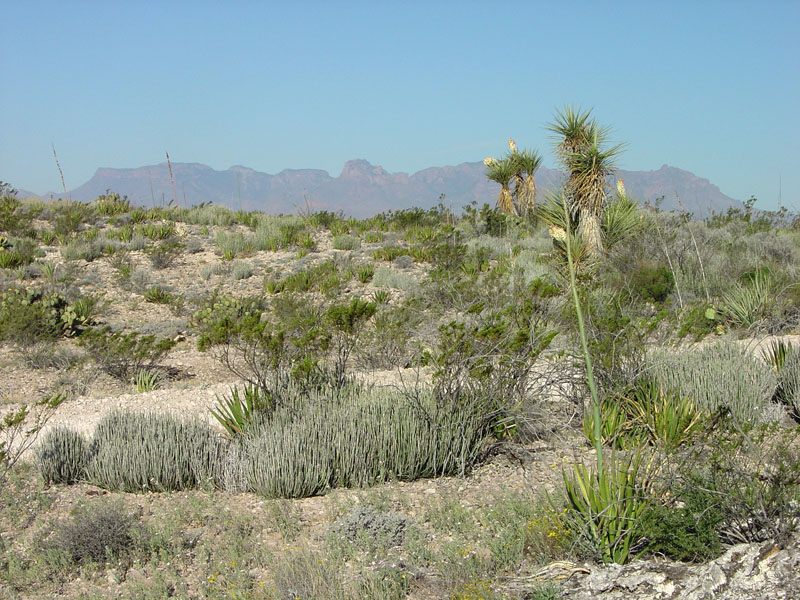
561 192 603 470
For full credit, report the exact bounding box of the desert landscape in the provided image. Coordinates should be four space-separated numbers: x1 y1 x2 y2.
1 113 799 599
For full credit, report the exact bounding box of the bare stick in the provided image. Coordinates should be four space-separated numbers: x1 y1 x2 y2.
52 144 68 198
166 151 180 218
676 193 710 303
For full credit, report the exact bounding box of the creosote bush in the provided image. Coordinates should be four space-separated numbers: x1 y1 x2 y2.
77 326 177 381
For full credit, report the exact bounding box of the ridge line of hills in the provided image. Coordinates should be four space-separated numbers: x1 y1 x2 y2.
22 159 740 217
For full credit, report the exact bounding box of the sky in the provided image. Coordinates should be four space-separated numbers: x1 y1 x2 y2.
1 1 798 210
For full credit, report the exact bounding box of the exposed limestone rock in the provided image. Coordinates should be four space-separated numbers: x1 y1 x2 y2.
558 531 800 600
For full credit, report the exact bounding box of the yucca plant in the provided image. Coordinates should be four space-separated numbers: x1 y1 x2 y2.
548 106 623 256
510 147 543 218
484 157 517 216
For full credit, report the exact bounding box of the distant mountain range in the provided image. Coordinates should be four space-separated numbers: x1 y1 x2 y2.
24 160 741 217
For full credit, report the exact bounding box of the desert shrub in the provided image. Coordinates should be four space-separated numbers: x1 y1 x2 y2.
36 427 88 484
355 304 418 369
676 301 719 340
182 204 236 226
247 389 492 498
86 410 225 492
145 239 183 269
230 259 254 280
184 236 204 253
332 234 361 251
637 485 724 562
52 202 94 238
1 393 66 483
364 231 384 243
0 184 35 233
42 500 143 567
652 428 800 554
647 341 778 426
137 222 175 241
215 230 250 258
329 505 408 550
92 191 131 216
0 288 91 346
128 233 148 251
325 297 377 386
629 261 674 303
60 236 106 262
371 266 417 291
77 326 177 381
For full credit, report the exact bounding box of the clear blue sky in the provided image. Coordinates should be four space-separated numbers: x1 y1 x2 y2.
2 1 798 209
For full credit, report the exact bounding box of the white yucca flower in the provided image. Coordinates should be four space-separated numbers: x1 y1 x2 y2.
549 224 567 243
616 178 626 197
508 138 517 152
483 157 498 167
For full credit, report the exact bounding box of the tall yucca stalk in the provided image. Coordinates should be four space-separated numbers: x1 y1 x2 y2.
485 157 517 216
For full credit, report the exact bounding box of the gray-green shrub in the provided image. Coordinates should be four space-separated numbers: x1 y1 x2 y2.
648 341 778 425
247 388 489 498
36 426 88 484
85 410 225 492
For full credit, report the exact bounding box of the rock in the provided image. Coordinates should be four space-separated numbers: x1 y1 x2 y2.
558 531 800 600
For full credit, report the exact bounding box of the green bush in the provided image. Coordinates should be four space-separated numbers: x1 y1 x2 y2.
77 326 177 381
647 341 778 426
637 488 724 562
0 184 34 233
37 427 88 484
0 288 91 346
86 410 225 492
92 191 131 216
629 261 674 303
